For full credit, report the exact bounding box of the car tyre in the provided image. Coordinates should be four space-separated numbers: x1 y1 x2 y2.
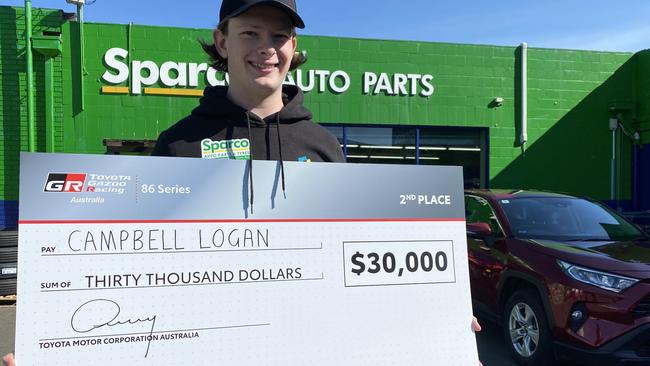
0 231 18 247
0 277 16 296
503 289 554 366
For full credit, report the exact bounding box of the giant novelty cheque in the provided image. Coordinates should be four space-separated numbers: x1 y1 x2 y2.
15 152 479 365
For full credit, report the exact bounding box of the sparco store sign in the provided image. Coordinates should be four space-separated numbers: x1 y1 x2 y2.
101 48 435 98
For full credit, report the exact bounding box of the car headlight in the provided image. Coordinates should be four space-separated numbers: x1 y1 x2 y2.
558 260 639 293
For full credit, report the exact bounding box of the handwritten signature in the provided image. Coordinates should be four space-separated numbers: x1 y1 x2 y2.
70 299 157 357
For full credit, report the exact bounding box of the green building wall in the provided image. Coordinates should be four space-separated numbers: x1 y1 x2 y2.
1 6 649 227
0 7 65 227
64 20 645 201
60 20 211 153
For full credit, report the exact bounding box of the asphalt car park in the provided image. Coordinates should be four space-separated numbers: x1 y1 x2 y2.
0 304 16 358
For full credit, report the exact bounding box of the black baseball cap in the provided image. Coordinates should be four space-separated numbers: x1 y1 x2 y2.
220 0 305 29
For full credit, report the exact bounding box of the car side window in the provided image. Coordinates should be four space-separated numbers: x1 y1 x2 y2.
465 195 503 237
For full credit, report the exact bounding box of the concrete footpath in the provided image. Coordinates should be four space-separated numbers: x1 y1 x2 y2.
0 305 16 357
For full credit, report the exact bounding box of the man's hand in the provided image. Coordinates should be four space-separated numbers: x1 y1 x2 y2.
2 353 15 366
472 316 482 332
472 317 483 366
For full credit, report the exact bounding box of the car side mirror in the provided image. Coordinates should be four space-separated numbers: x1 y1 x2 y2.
467 222 496 247
466 222 493 238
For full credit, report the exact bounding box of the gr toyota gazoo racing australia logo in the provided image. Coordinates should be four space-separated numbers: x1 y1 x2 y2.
44 173 87 192
43 173 131 195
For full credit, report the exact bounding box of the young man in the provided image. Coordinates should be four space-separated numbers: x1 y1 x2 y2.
151 0 344 163
151 0 343 210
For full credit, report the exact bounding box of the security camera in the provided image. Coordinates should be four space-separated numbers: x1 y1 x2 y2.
492 97 504 106
66 0 85 4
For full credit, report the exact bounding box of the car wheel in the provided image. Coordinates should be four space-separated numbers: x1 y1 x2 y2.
503 289 554 366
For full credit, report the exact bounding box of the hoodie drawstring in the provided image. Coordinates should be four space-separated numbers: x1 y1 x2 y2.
245 112 254 214
276 113 286 197
244 112 288 214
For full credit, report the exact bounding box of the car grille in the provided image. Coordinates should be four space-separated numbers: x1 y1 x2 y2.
634 296 650 318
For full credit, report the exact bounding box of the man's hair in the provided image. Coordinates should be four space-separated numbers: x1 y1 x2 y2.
199 20 308 72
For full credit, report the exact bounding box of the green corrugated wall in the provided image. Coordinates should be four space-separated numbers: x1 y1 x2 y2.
0 7 64 206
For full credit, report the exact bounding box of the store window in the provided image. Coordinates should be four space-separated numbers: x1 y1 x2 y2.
320 124 487 188
344 127 416 164
419 128 483 188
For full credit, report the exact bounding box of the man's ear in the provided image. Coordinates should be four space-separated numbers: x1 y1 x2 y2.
213 28 228 58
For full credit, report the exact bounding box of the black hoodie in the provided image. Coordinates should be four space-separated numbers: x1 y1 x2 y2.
151 85 344 162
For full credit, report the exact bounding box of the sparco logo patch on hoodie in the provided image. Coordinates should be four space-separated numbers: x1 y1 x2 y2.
201 138 251 160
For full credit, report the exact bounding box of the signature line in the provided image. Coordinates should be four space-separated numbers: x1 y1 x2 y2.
39 323 271 342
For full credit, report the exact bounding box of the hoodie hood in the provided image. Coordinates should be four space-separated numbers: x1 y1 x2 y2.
192 85 312 126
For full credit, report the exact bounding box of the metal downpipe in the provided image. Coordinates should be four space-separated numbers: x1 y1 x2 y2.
25 0 35 152
609 118 618 204
520 42 528 152
77 3 85 111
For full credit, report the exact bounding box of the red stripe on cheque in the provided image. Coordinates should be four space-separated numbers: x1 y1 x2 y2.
19 218 466 225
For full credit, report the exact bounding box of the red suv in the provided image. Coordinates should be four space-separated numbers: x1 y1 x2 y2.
465 190 650 366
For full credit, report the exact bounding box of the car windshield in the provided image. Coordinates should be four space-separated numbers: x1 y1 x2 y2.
498 197 645 241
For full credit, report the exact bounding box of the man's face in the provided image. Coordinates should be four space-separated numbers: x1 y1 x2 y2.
215 5 297 97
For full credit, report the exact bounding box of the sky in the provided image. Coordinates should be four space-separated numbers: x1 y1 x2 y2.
3 0 650 53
